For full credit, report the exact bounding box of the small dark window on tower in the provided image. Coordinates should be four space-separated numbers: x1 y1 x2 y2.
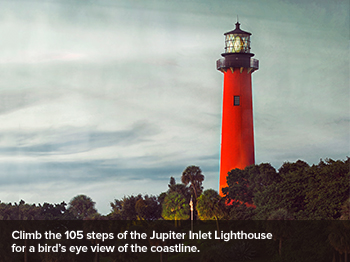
234 96 240 106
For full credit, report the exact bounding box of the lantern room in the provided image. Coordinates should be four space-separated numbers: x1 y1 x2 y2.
223 22 251 55
217 22 258 72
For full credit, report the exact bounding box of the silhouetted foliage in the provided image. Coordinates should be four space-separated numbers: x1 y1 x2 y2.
340 198 350 220
162 191 189 225
181 165 204 200
267 208 294 256
68 194 98 220
167 177 191 203
196 189 226 220
40 201 73 220
223 158 349 220
109 194 161 220
0 158 347 223
328 220 350 262
135 195 162 220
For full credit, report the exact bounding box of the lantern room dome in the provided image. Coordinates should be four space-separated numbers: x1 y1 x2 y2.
224 22 251 36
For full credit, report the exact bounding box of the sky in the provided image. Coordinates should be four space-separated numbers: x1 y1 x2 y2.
0 0 348 214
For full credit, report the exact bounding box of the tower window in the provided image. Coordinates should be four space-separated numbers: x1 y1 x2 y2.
233 96 240 106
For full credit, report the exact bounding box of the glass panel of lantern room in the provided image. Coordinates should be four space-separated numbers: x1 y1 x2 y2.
225 34 234 53
241 36 250 53
229 35 234 52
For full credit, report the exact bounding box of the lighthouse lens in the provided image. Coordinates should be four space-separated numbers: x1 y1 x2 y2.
225 34 250 53
234 36 242 52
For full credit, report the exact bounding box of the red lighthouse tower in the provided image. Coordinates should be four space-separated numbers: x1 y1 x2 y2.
217 22 259 195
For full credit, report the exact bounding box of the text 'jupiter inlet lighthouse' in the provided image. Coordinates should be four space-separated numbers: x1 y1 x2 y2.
217 22 259 195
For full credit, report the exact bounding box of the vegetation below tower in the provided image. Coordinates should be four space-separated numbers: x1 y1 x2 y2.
0 158 348 221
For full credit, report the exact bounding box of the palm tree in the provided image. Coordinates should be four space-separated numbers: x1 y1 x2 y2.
68 195 98 220
162 192 189 227
181 166 204 200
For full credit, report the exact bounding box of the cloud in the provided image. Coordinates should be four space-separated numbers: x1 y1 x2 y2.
0 120 160 157
0 52 86 64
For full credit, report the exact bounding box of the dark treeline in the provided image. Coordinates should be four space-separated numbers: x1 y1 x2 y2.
0 159 349 262
0 158 349 221
223 158 350 220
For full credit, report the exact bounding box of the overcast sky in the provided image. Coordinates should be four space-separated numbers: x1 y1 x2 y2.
0 0 348 214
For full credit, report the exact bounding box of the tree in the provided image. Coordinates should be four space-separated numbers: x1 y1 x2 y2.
169 176 176 187
196 189 226 220
83 214 108 262
10 201 42 262
248 163 280 196
162 192 189 226
254 159 349 219
304 158 350 219
227 204 255 220
328 221 350 262
196 189 227 231
181 166 204 200
167 177 191 202
135 195 162 220
109 194 161 220
40 202 73 220
110 194 142 220
267 208 294 256
68 195 98 220
256 169 308 219
278 160 309 175
340 198 350 220
222 167 254 205
222 159 349 220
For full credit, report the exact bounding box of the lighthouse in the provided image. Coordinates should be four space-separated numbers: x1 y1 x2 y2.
217 22 259 195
